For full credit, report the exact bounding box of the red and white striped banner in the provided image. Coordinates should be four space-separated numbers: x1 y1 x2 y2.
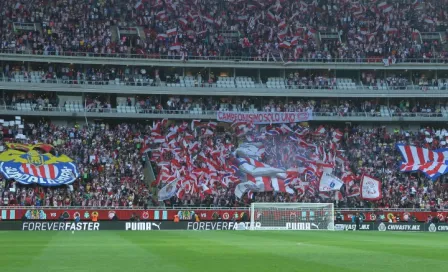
397 145 448 180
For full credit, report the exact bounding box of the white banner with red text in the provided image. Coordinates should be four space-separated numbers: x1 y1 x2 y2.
217 111 313 124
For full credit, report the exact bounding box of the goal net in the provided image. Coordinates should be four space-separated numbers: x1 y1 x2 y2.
250 203 335 231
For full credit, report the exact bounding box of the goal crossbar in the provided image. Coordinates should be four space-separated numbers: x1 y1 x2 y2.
250 203 335 231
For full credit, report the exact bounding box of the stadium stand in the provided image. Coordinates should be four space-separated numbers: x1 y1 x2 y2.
0 0 447 211
0 0 446 62
0 119 447 210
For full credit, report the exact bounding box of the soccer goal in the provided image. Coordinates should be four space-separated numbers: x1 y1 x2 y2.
250 203 335 231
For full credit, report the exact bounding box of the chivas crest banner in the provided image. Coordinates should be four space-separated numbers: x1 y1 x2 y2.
360 175 382 201
0 143 79 186
157 179 179 200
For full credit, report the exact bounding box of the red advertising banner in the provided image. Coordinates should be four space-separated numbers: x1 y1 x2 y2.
0 208 446 223
0 208 247 221
338 211 447 223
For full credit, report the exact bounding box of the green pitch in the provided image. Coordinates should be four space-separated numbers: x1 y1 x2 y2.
0 231 447 272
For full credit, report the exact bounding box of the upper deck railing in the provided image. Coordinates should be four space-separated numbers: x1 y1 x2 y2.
0 50 447 69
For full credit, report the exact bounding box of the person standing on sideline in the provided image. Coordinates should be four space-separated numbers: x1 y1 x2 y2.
355 213 360 231
75 214 81 223
92 212 98 222
351 214 355 231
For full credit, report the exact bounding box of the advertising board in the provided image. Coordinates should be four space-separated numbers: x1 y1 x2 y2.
1 208 447 223
1 221 448 232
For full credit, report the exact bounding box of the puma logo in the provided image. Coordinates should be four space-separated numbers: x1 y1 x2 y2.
151 222 161 230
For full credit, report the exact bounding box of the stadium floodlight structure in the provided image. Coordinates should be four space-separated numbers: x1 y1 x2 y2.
250 203 334 231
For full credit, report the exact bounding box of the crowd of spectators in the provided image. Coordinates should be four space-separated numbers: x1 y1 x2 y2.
4 64 448 94
4 89 448 119
389 100 445 116
1 121 153 208
0 90 390 116
0 0 447 62
0 119 447 210
159 122 448 210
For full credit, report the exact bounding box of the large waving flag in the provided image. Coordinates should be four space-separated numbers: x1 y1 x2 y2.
397 144 448 180
319 172 344 192
0 143 79 186
237 157 285 177
360 175 382 201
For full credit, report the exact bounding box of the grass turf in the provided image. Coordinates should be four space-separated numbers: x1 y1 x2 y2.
0 231 447 272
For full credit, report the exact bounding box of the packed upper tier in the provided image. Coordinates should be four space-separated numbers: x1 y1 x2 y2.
0 0 447 62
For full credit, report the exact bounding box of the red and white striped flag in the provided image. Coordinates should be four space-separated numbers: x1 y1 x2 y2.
279 41 291 48
266 10 276 21
397 144 448 165
278 20 287 29
204 129 214 136
178 18 188 27
247 4 257 10
335 191 343 201
307 28 317 37
203 14 215 24
386 28 398 34
347 184 360 197
208 121 218 129
377 1 388 9
272 178 294 194
200 184 212 195
170 42 181 51
134 0 143 9
314 125 326 135
21 164 59 179
153 135 165 144
424 17 435 24
247 175 273 192
166 28 177 36
112 149 119 159
157 33 168 40
237 15 248 22
191 120 201 130
381 5 393 13
290 36 301 46
277 29 288 40
247 191 254 200
89 155 98 164
332 129 343 142
156 10 167 20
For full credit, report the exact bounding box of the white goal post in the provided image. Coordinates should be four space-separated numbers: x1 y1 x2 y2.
250 203 335 231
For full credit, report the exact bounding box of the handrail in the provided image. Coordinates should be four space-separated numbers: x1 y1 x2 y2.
0 77 440 93
2 104 444 119
1 104 446 119
0 50 447 64
0 206 444 212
